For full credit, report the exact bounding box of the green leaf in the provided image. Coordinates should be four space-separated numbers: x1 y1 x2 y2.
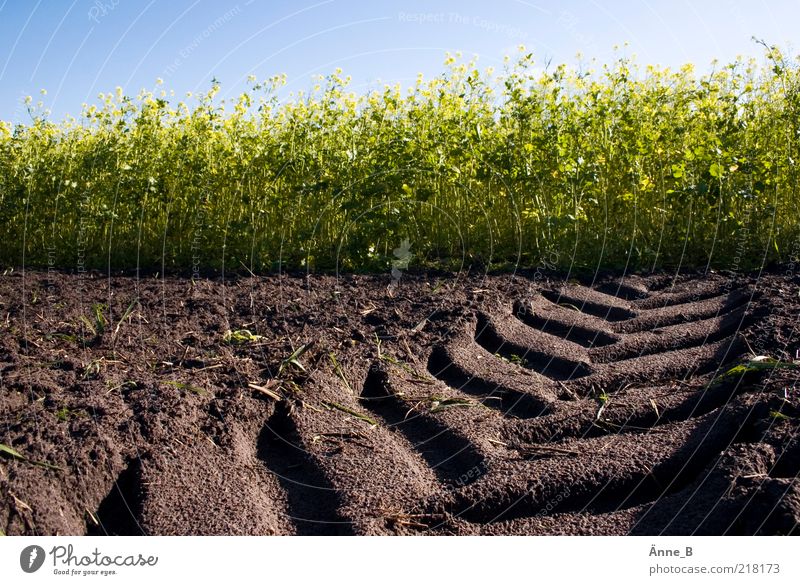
112 298 139 341
712 356 798 386
223 329 263 344
279 342 313 375
164 380 208 395
429 397 475 413
709 162 722 178
0 443 62 471
323 401 378 426
0 443 25 460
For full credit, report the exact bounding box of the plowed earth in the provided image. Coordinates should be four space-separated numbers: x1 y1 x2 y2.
1 269 799 535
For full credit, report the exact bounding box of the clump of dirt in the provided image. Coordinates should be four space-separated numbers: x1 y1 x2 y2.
1 268 798 535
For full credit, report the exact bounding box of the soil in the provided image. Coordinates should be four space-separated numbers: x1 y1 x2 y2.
1 267 799 535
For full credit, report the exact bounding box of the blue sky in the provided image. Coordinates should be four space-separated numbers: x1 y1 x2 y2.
1 0 798 121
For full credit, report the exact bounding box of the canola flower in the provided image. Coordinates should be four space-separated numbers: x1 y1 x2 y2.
0 46 798 273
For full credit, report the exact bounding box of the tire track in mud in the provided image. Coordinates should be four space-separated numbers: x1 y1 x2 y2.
257 401 354 535
360 276 781 534
86 459 146 536
4 271 795 536
360 366 487 486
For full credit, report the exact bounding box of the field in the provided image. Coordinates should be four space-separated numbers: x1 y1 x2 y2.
1 46 799 273
1 45 799 537
1 269 798 535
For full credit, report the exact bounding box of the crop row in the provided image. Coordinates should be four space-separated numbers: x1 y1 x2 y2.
1 46 798 272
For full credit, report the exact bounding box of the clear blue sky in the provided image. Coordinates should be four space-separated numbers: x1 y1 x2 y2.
1 0 798 122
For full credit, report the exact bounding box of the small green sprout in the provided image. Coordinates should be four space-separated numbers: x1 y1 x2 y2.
223 329 263 344
164 380 208 395
278 342 313 375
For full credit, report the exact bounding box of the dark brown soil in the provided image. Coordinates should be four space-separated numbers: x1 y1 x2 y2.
1 268 798 535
